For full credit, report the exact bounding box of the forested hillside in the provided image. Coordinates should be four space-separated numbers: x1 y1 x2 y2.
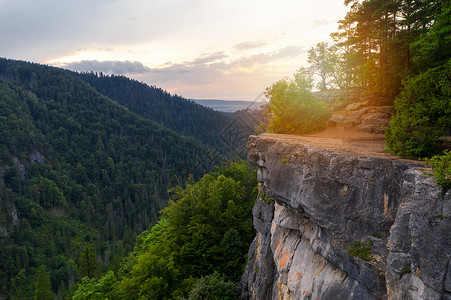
0 58 223 298
75 72 249 158
72 161 257 299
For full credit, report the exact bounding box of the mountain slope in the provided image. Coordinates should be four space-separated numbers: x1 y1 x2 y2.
75 72 249 157
0 58 222 298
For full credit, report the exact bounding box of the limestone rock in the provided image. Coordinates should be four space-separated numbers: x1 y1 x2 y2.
329 108 368 127
360 113 391 125
30 150 45 164
12 157 25 180
345 102 364 111
240 134 450 300
355 124 381 134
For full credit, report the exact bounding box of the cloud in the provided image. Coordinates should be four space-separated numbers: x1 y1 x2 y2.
273 46 305 59
233 41 267 51
64 60 151 75
149 62 226 84
231 46 304 68
58 44 304 98
190 52 227 65
144 45 304 82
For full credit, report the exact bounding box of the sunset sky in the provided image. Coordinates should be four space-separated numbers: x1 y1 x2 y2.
0 0 349 100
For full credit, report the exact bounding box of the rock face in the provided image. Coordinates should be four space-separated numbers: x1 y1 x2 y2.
314 87 393 134
240 134 451 300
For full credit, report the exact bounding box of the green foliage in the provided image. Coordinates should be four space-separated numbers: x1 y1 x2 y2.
400 267 411 278
308 42 341 90
421 150 451 189
348 240 373 261
0 58 225 299
411 1 451 72
28 177 67 209
385 1 451 157
371 232 382 239
218 228 245 281
331 0 442 96
78 245 99 279
331 0 449 155
212 159 258 200
34 265 54 300
258 190 274 205
76 72 250 159
265 69 330 135
73 161 256 299
185 272 238 300
72 271 118 300
385 64 451 157
279 155 291 164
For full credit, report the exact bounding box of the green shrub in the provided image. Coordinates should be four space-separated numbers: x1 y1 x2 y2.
400 267 411 278
371 233 382 239
385 64 451 157
348 240 373 261
422 150 451 189
186 272 237 300
265 69 330 135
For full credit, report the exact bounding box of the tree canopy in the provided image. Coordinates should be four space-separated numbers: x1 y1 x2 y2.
264 69 330 134
72 160 257 299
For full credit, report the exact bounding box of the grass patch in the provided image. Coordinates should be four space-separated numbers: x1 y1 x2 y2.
400 267 411 278
348 240 373 261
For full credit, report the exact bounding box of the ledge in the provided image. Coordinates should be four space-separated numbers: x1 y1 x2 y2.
250 128 418 163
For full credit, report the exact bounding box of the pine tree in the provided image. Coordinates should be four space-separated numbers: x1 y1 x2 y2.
79 245 99 278
34 265 54 300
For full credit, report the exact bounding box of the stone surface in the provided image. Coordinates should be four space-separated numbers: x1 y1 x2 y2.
329 109 368 127
355 124 381 134
316 87 393 132
360 113 391 125
240 199 276 300
345 102 364 111
240 134 451 300
30 150 45 164
12 157 25 180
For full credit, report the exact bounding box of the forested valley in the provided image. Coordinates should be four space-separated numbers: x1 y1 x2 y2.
0 58 256 299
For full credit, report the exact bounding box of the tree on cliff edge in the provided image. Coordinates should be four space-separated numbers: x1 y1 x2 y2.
308 42 341 90
265 68 330 134
385 1 451 157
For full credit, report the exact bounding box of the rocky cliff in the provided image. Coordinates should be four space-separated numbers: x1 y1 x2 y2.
240 133 451 300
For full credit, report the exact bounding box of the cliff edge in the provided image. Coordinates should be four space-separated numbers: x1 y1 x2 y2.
240 132 451 299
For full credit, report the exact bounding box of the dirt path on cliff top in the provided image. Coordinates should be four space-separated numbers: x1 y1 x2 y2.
260 127 420 162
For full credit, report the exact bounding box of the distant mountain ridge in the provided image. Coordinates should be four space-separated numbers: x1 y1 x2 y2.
191 99 265 113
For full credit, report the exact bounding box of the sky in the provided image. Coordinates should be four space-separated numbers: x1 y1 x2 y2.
0 0 349 100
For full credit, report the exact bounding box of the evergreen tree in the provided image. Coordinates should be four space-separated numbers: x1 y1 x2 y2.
34 265 54 300
79 245 99 279
385 0 451 157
